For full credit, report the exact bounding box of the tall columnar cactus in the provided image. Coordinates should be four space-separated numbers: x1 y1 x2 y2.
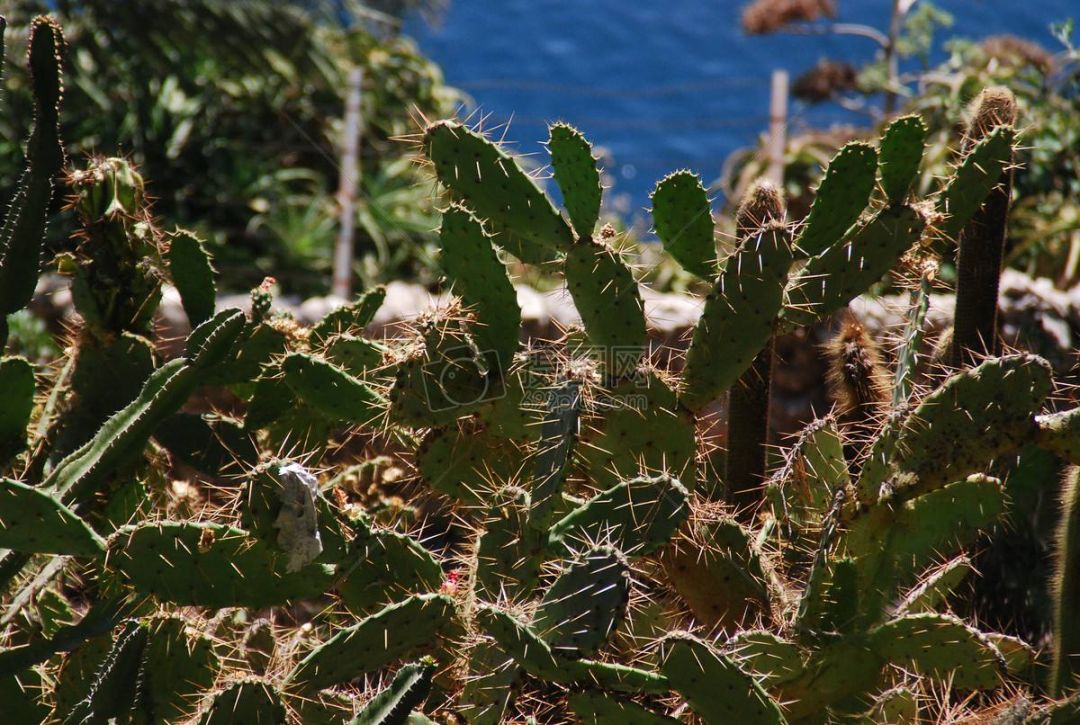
0 16 66 348
950 87 1018 367
1051 466 1080 697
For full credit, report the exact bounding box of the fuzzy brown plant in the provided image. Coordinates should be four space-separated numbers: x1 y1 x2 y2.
742 0 837 35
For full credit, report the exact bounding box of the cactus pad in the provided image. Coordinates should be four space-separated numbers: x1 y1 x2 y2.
533 546 630 657
650 170 716 278
681 223 792 410
564 238 646 373
891 354 1050 496
937 126 1016 240
198 679 286 725
168 230 216 326
281 352 384 425
878 115 927 206
288 593 454 691
439 204 521 368
0 356 35 465
548 123 602 238
417 422 524 504
107 522 335 607
871 613 1004 690
660 633 783 724
354 659 435 725
0 478 105 556
423 120 573 259
784 205 925 328
579 372 697 490
794 141 878 257
549 474 690 556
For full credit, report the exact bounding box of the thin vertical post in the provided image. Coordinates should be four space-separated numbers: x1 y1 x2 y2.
766 69 788 188
333 66 363 299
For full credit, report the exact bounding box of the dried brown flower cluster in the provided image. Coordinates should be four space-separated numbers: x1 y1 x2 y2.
742 0 837 35
793 59 859 103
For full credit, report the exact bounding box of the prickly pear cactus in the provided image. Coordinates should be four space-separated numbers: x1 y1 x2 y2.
1 16 1074 723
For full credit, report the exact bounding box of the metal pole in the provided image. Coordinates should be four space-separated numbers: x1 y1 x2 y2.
766 69 788 188
332 66 363 299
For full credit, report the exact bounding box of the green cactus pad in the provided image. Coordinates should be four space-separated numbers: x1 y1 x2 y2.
681 223 792 411
323 334 387 375
418 422 524 504
207 321 286 386
891 354 1051 497
986 632 1036 677
0 17 65 317
568 691 680 724
579 372 697 490
726 631 805 687
528 380 581 529
107 522 335 607
564 238 646 373
548 474 690 556
864 687 918 724
775 639 884 722
650 170 716 278
46 359 198 500
141 616 220 723
896 556 973 615
185 308 247 370
660 633 784 724
197 679 286 725
548 123 602 238
784 204 925 328
878 115 927 206
793 141 878 257
533 546 630 658
937 126 1016 241
53 333 155 461
477 606 669 694
354 659 436 725
769 417 849 529
845 475 1004 622
661 517 772 630
64 619 147 724
1035 407 1080 464
281 352 384 424
245 375 295 431
0 356 34 465
0 478 105 556
871 613 1004 690
439 204 521 368
168 229 216 326
423 120 573 259
893 266 932 406
288 594 454 691
476 604 573 682
0 668 47 723
474 486 545 599
337 524 444 613
310 285 386 342
459 638 521 725
388 322 490 427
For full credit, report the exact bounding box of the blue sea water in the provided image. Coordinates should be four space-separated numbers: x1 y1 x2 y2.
405 1 1072 219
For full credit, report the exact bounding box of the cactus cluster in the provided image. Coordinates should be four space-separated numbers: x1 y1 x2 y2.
3 14 1080 724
